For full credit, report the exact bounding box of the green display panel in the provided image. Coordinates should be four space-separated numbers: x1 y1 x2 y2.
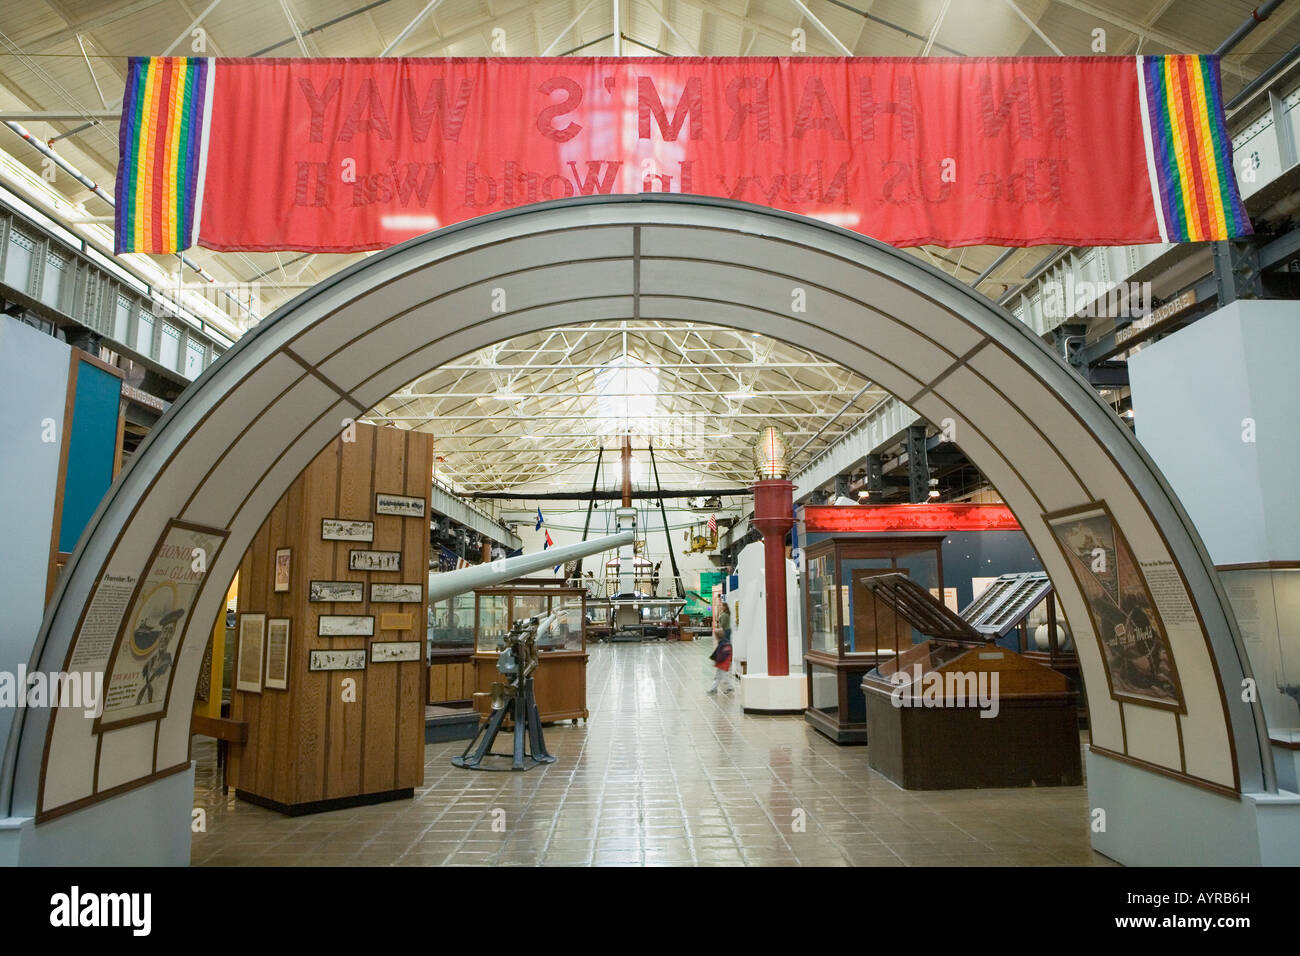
58 360 121 553
689 570 725 615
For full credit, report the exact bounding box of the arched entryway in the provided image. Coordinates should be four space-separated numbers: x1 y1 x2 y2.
2 194 1275 864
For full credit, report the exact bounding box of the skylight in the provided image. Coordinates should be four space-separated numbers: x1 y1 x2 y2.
595 355 659 435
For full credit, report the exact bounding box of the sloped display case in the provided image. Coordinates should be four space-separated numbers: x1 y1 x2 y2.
861 573 1082 789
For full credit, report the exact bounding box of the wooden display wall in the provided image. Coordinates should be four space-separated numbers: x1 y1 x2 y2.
229 424 432 811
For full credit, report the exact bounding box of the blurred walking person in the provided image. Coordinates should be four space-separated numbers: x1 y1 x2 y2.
708 601 733 695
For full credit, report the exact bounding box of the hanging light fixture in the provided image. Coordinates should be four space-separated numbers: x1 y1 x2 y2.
753 424 790 480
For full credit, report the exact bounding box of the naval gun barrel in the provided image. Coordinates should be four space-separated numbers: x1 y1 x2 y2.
427 530 634 603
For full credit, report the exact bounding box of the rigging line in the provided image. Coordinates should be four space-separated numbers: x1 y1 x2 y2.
573 445 604 583
648 441 685 599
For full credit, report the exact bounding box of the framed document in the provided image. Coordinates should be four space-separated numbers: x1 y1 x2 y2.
236 613 265 693
309 649 367 672
375 493 426 518
371 641 421 663
318 614 375 637
309 580 364 603
264 618 290 690
349 550 400 572
273 548 291 593
322 519 374 542
370 582 422 603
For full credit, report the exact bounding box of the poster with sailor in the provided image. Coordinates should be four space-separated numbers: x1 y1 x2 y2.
1045 504 1185 712
98 520 227 727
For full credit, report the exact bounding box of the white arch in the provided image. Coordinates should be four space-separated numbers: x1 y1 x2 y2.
3 194 1272 834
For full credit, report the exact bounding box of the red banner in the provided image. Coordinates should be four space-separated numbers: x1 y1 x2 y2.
116 56 1250 254
803 504 1020 533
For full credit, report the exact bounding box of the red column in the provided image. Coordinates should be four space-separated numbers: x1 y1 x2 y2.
751 478 794 677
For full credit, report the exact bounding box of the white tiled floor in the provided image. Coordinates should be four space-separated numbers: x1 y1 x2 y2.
191 640 1115 866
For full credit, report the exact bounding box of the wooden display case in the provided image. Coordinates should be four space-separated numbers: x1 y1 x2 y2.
471 586 589 724
802 534 944 744
861 574 1082 789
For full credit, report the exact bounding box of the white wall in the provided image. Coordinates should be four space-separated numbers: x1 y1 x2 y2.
0 317 70 775
1129 299 1300 565
1129 299 1300 737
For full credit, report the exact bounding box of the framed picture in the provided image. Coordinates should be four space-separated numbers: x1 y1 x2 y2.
309 649 367 672
370 582 422 603
273 548 291 593
318 614 375 637
375 493 426 518
265 618 291 690
236 613 265 693
371 641 421 663
322 518 374 542
380 612 414 631
95 520 228 728
349 550 400 572
309 580 364 603
1044 502 1186 712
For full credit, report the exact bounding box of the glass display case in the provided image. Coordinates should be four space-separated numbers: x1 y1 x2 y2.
801 534 944 744
427 592 477 705
427 593 475 652
473 587 586 653
477 592 510 647
585 602 612 642
472 586 589 723
958 571 1082 716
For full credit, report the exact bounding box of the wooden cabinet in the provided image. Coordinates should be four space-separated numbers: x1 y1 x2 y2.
862 637 1082 789
227 425 431 814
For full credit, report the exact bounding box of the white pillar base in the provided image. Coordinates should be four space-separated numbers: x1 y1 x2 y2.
738 674 807 713
0 763 195 866
1086 747 1300 865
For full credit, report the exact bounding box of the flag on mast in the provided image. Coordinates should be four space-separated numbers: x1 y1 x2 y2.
544 529 558 572
535 507 544 531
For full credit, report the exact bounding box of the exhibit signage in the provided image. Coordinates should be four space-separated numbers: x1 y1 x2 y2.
97 520 228 726
1114 288 1199 347
115 55 1249 254
1044 503 1186 712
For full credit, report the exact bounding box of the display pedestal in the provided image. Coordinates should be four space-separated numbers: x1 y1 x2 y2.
739 674 806 714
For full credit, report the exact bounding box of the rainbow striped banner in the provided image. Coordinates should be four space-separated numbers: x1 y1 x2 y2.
114 56 212 254
1138 54 1251 244
112 55 1251 253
